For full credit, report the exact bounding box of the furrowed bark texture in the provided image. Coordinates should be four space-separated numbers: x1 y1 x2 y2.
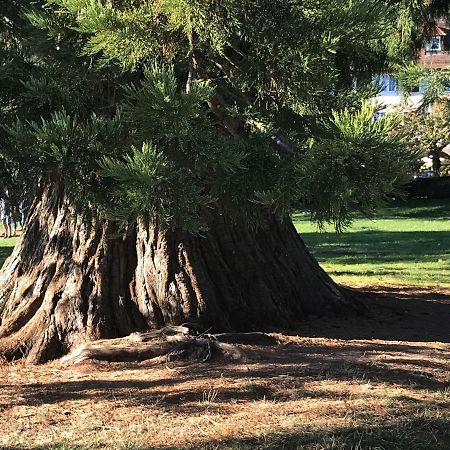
0 179 352 363
0 179 143 363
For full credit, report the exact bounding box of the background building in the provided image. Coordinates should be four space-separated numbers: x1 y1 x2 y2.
374 20 450 115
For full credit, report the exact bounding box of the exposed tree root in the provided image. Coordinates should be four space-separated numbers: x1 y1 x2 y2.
60 327 278 366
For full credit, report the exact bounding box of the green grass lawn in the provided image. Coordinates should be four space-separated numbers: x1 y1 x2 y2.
294 198 450 289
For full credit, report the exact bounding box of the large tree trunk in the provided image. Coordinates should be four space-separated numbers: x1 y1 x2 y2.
0 179 354 363
0 178 145 363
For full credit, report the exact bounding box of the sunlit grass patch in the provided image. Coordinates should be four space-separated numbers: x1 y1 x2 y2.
294 198 450 289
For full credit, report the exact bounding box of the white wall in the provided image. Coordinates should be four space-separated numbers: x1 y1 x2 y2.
372 74 425 114
374 92 424 114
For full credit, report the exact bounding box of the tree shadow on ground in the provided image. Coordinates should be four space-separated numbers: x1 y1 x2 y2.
300 230 450 266
295 198 450 222
1 288 449 412
1 289 449 449
380 198 450 220
2 415 450 449
297 287 450 343
1 338 449 412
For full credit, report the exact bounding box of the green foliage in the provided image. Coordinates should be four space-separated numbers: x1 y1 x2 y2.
0 0 424 232
396 63 450 110
7 111 128 214
383 0 450 64
299 103 414 230
402 104 450 149
99 66 249 228
122 66 213 146
100 143 208 231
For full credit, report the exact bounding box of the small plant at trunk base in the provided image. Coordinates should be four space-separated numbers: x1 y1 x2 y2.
0 0 423 363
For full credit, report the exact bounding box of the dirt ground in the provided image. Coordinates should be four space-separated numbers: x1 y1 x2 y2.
1 287 450 450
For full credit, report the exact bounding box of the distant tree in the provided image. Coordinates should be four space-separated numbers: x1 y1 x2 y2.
0 0 417 363
400 102 450 176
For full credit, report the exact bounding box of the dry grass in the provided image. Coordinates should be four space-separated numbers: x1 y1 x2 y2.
1 289 450 450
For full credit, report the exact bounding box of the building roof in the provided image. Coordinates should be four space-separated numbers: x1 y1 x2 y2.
418 20 450 68
441 145 450 158
435 26 448 36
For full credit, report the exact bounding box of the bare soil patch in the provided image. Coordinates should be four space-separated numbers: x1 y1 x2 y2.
1 287 450 450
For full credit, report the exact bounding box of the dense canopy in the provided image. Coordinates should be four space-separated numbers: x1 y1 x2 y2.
1 0 419 231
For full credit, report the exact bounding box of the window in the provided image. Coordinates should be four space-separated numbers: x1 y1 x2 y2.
373 74 401 95
426 36 442 52
377 75 398 93
388 77 398 92
373 112 386 121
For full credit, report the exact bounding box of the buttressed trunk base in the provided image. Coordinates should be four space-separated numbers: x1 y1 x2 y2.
0 180 354 363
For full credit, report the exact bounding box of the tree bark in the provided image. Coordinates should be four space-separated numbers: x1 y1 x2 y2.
432 145 442 176
0 179 354 363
